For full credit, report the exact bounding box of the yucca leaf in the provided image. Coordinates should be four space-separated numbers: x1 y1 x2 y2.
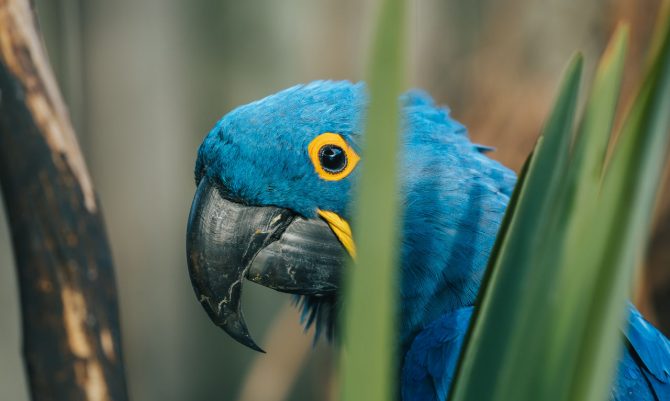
549 26 628 401
567 5 670 400
554 25 628 400
450 7 670 401
474 149 534 301
339 0 406 400
450 54 584 401
571 25 629 190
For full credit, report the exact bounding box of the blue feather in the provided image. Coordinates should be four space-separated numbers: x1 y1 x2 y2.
402 307 472 401
619 303 670 399
402 305 670 401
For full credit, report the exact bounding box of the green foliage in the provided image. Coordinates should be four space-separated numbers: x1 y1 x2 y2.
339 0 406 400
339 1 670 400
451 3 670 401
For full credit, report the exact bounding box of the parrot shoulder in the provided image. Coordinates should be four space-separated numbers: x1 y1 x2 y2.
621 303 670 398
401 306 473 401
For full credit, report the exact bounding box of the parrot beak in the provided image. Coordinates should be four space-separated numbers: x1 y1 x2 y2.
186 177 346 352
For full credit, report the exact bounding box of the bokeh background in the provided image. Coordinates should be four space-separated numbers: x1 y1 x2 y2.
0 1 667 400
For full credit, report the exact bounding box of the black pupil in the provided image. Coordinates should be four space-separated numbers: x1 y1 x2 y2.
319 145 347 174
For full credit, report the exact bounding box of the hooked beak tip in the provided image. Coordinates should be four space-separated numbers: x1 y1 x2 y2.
187 177 290 353
197 293 266 353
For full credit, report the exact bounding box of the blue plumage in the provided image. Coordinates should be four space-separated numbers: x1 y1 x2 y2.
402 307 472 401
402 304 670 401
618 304 670 399
196 80 670 401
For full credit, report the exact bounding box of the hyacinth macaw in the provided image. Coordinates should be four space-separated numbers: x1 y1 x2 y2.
186 81 670 401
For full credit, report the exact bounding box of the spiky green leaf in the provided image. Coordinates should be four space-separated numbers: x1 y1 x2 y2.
340 0 406 400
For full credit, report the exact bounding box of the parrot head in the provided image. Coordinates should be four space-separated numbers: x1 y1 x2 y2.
187 81 515 352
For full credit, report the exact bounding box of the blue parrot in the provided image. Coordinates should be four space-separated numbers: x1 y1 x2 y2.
186 80 670 400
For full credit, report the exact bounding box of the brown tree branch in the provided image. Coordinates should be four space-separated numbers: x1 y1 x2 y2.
0 0 129 400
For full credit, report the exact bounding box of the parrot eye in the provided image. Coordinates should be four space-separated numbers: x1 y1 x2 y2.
319 145 347 173
308 133 360 181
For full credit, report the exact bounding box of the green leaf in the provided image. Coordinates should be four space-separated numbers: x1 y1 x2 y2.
450 6 670 401
450 53 584 401
339 0 406 400
553 25 629 401
567 5 670 399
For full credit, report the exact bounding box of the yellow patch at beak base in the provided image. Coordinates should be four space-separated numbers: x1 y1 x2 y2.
317 210 356 259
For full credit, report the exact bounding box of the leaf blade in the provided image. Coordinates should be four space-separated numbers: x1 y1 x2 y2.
450 54 584 401
339 0 407 400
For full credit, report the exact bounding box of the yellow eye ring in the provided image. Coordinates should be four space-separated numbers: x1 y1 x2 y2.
308 133 360 181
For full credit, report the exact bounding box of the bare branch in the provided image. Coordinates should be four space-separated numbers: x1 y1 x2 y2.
0 0 129 400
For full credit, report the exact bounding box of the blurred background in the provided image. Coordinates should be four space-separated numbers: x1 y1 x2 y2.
0 0 667 400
